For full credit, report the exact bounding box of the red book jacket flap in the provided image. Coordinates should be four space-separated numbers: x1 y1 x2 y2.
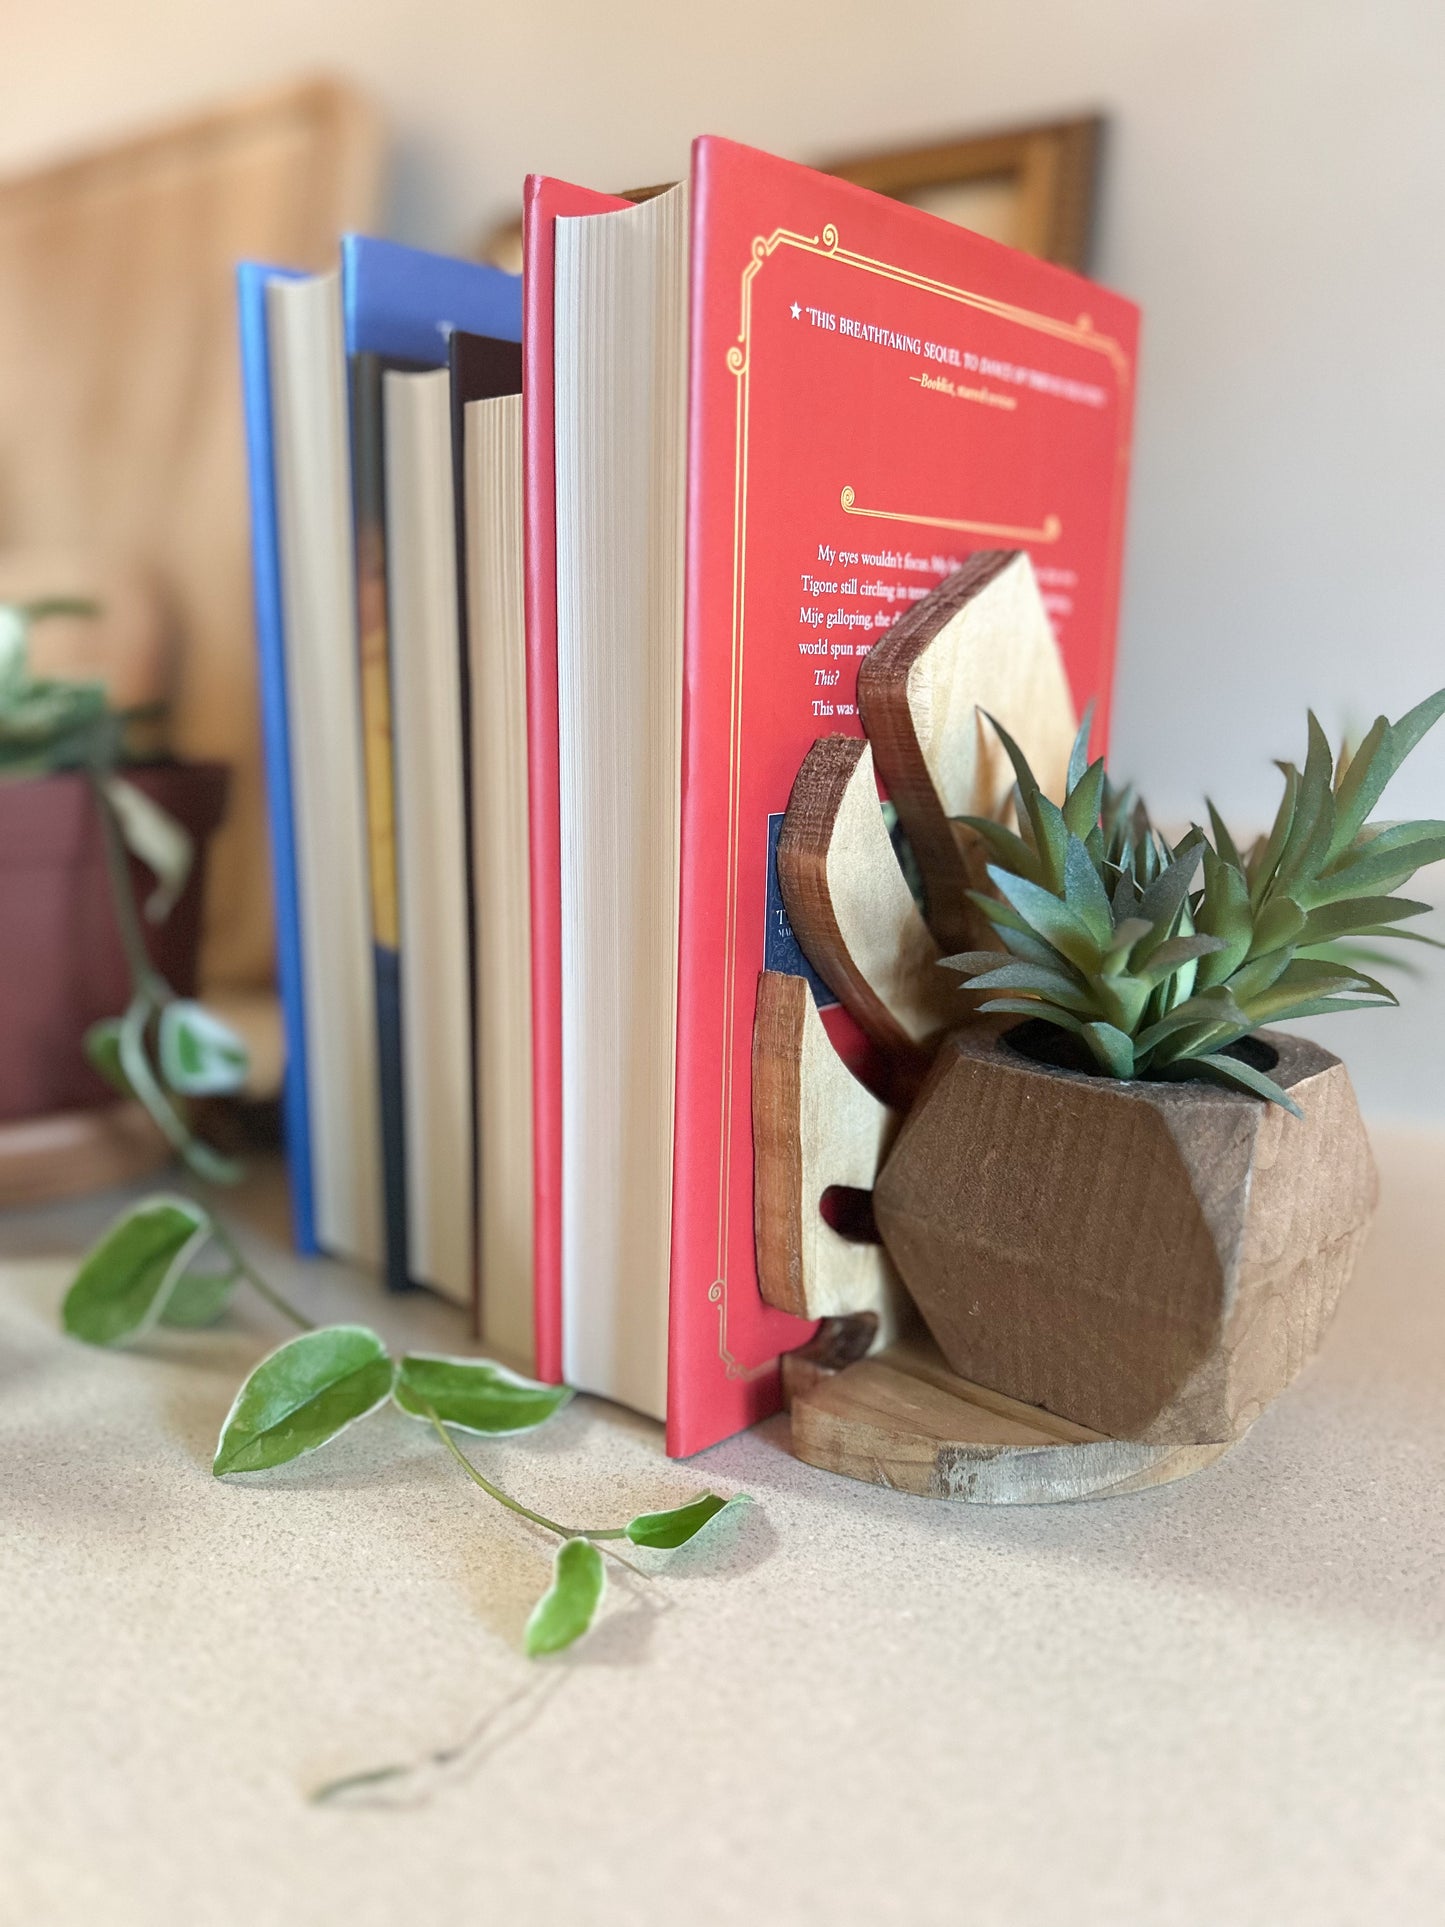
522 175 630 1383
666 136 1139 1454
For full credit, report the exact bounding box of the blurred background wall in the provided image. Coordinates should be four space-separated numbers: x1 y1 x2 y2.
4 0 1441 1115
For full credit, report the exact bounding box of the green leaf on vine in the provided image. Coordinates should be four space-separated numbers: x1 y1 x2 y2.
83 1018 134 1097
392 1354 573 1435
213 1326 394 1476
524 1538 606 1657
625 1492 747 1548
62 1197 212 1347
158 1000 250 1096
159 1269 238 1329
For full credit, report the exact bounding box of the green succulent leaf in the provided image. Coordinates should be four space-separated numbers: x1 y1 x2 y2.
1063 833 1113 946
1135 933 1227 989
1081 1021 1136 1078
1064 700 1096 793
1062 757 1106 842
62 1196 212 1347
1133 987 1249 1057
1161 1052 1304 1118
1249 764 1300 905
1134 833 1205 943
994 923 1068 969
1327 688 1445 862
976 998 1087 1037
1328 923 1442 949
158 1268 238 1329
524 1537 606 1657
1237 958 1397 1023
1204 800 1245 872
392 1355 573 1435
1101 917 1152 974
957 960 1095 1013
986 866 1103 974
954 814 1040 883
1299 895 1433 942
213 1325 394 1476
937 949 1014 975
625 1491 746 1549
1311 833 1445 905
1274 712 1337 894
158 1000 251 1096
1247 895 1306 958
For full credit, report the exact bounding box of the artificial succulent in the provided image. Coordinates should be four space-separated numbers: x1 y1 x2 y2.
943 690 1445 1113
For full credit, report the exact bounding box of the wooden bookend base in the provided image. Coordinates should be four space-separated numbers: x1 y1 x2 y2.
783 1335 1230 1505
0 1101 169 1208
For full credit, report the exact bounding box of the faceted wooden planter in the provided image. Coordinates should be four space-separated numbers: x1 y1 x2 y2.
752 550 1380 1503
874 1024 1377 1447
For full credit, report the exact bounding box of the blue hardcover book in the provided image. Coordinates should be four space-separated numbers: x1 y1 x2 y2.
340 238 523 1292
237 261 318 1255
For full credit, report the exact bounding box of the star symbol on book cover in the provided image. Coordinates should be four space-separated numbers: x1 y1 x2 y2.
790 302 801 319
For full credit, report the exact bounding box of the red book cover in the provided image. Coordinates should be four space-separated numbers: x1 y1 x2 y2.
667 137 1140 1454
522 176 630 1382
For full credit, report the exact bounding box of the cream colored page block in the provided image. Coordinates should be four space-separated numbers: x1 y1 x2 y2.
465 394 534 1369
554 187 689 1418
384 368 472 1305
266 273 381 1266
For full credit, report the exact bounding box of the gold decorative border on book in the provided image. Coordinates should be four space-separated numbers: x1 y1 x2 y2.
840 485 1061 544
709 223 1132 1376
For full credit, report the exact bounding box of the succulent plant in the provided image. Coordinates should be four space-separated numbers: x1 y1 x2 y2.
942 689 1445 1113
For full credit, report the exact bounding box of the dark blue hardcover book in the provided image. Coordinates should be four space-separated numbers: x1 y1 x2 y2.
236 260 318 1255
340 238 522 1291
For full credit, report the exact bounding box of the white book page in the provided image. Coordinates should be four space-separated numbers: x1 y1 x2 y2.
553 186 689 1418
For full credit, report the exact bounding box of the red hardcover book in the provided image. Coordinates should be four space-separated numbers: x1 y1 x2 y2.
529 139 1139 1452
522 175 629 1383
672 139 1137 1454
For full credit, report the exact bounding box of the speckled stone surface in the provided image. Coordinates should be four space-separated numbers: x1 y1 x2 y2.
2 1140 1443 1927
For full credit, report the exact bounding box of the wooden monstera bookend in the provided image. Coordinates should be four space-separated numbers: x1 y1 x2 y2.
751 551 1376 1504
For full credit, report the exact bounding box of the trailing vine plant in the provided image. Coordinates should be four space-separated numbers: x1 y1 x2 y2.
1 596 251 1179
62 1199 746 1661
19 601 748 1667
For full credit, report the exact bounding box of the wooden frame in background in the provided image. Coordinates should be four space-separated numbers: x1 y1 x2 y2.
479 115 1103 276
820 114 1102 273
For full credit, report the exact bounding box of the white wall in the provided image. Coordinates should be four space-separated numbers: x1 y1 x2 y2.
7 0 1443 1114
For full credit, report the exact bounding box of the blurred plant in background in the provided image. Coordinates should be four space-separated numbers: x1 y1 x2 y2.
0 596 249 1176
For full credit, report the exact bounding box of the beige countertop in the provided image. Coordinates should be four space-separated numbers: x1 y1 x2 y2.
2 1135 1443 1927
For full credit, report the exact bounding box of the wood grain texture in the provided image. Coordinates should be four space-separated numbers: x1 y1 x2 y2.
856 550 1078 954
873 1026 1378 1446
786 1334 1229 1503
0 1102 167 1208
776 735 954 1062
0 77 384 992
752 969 903 1343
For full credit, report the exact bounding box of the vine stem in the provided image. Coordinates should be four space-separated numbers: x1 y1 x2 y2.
207 1217 315 1332
86 765 242 1185
86 768 168 1006
424 1407 647 1576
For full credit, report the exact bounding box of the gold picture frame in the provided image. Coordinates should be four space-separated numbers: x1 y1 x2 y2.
478 115 1102 278
820 114 1103 273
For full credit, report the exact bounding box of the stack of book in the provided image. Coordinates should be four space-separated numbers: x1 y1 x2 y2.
240 135 1139 1456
